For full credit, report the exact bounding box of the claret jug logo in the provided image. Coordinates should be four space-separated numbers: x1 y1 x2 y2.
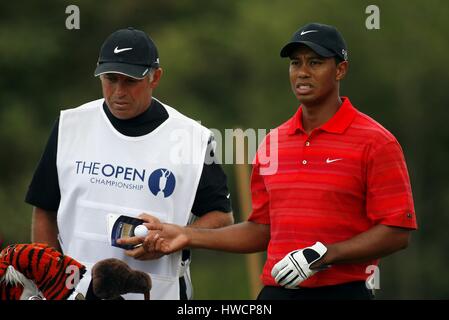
148 168 176 198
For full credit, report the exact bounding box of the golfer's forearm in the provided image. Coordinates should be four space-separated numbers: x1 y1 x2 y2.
31 207 61 251
187 221 269 253
317 224 411 267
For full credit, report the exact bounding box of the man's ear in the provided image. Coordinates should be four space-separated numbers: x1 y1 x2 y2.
149 68 163 89
336 61 348 81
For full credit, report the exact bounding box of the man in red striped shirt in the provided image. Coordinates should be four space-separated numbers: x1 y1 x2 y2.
139 23 417 299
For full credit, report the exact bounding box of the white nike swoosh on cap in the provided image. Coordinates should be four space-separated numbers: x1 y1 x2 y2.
114 46 133 54
300 30 318 36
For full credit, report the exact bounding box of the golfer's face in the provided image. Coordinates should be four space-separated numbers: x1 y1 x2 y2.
289 46 341 105
101 73 152 120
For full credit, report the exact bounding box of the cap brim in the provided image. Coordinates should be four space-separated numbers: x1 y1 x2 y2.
280 41 335 58
94 62 151 79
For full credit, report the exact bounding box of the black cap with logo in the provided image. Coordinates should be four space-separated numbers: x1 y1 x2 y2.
280 23 348 62
94 27 160 79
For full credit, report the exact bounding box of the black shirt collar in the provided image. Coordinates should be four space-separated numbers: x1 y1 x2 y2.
102 99 169 137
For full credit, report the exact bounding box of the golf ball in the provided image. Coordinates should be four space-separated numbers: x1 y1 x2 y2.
134 224 149 237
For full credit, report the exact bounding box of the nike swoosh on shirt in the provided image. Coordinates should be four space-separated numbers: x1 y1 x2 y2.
114 46 133 54
300 30 318 36
326 158 343 164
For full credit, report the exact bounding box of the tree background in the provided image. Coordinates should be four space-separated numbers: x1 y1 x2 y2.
0 0 448 299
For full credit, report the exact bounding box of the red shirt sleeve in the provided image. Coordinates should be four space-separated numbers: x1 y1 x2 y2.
248 155 271 225
366 140 417 229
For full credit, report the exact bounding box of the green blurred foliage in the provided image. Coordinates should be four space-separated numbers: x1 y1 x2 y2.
1 0 448 299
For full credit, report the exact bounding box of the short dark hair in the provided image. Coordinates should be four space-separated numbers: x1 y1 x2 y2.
335 56 344 65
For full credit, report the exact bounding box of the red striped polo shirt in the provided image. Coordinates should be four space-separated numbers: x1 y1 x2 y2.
248 97 417 288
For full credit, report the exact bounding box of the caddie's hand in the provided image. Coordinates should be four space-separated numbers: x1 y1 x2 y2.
271 242 328 288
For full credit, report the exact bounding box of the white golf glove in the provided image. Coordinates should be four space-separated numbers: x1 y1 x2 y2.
271 242 327 288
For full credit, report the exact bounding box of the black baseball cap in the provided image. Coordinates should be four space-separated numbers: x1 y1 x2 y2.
94 27 160 79
280 23 348 61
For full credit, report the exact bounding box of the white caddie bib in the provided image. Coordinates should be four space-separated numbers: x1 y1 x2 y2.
56 98 210 300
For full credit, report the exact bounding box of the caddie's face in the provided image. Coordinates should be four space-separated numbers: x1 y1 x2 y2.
289 46 347 105
100 70 161 120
